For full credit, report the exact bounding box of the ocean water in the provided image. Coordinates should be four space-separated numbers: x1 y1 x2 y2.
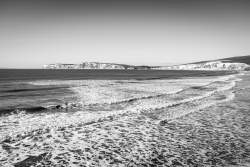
0 70 249 166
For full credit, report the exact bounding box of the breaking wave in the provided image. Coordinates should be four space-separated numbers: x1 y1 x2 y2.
0 73 247 166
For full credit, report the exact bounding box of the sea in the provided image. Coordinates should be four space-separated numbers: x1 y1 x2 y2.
0 69 249 167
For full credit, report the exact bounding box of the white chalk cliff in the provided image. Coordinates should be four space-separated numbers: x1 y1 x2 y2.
44 62 127 69
44 56 250 71
153 61 250 71
43 62 152 70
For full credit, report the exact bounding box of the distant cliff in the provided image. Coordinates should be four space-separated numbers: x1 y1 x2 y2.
153 55 250 71
152 61 249 71
43 62 151 70
44 56 250 71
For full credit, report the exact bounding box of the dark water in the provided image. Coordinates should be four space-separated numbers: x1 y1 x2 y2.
0 69 235 115
0 69 234 115
0 69 235 81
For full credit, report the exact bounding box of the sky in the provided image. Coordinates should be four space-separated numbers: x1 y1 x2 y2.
0 0 250 68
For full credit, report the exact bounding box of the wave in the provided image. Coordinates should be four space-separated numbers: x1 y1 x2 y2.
61 77 239 112
0 106 47 116
30 79 234 113
0 75 241 116
0 84 239 166
0 86 68 93
158 91 235 124
68 75 241 117
0 74 241 142
1 73 246 167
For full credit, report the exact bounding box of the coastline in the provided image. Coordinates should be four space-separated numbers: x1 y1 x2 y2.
0 71 249 166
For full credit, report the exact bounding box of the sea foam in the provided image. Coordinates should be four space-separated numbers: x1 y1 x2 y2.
0 73 244 166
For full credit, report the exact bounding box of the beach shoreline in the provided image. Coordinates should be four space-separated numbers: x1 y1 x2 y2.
0 71 249 166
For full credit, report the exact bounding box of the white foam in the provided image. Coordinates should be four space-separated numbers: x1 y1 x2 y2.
0 74 239 142
30 75 237 106
0 74 242 166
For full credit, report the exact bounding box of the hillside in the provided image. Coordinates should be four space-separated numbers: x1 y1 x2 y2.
191 55 250 65
153 55 250 71
219 55 250 65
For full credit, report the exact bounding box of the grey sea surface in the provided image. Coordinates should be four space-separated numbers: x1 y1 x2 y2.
0 69 249 166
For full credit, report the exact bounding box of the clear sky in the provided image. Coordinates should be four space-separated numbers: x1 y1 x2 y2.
0 0 250 68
